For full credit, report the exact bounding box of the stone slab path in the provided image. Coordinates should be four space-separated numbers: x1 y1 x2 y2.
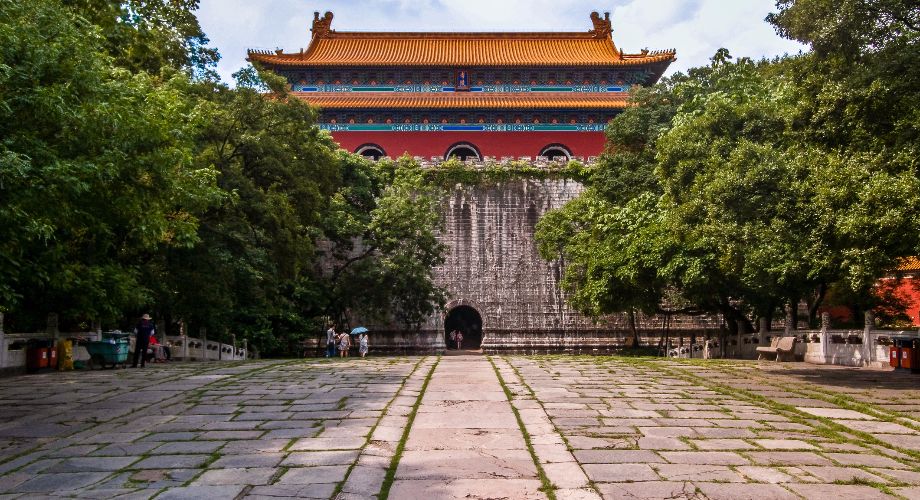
0 356 917 499
390 356 544 499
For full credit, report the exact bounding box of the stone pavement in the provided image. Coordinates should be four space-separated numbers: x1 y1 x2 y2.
390 356 544 499
0 356 916 499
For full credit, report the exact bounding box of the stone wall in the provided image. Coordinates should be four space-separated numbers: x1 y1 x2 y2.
417 178 721 352
425 179 585 333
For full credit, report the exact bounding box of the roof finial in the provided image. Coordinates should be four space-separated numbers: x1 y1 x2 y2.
590 11 612 39
312 11 334 37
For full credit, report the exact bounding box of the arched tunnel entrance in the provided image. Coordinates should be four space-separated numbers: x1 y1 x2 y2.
444 305 483 349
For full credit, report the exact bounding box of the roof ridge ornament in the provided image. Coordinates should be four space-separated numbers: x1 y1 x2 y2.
312 11 334 38
590 11 612 39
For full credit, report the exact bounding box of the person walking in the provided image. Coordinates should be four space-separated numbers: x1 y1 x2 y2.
455 330 464 350
359 333 369 358
132 313 155 368
326 323 337 358
338 331 351 358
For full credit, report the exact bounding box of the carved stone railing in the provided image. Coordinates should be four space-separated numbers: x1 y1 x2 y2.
0 313 250 371
166 335 248 361
374 156 598 168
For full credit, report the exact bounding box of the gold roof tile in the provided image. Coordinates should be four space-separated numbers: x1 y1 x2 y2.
248 12 676 68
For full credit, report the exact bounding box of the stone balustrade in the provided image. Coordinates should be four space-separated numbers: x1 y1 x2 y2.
374 156 598 167
0 313 250 371
165 335 249 361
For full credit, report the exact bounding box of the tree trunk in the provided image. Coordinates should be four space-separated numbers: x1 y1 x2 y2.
665 313 672 354
807 283 828 328
628 309 639 348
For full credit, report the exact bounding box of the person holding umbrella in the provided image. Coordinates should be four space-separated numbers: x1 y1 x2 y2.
351 327 369 358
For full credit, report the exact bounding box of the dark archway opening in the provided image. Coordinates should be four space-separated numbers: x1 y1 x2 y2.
539 144 572 161
444 305 483 350
356 144 386 160
445 142 481 161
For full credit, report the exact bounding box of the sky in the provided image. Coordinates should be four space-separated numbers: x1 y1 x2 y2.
196 0 808 85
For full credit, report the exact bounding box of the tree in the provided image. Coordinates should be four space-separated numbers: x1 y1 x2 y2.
329 158 447 331
768 0 920 320
63 0 219 77
768 0 919 61
144 69 447 355
537 44 920 347
0 0 220 327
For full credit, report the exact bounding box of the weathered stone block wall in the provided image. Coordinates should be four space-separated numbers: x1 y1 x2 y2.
355 175 724 354
423 179 589 333
416 178 723 352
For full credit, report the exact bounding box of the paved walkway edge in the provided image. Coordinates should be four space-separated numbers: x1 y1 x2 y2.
336 356 437 499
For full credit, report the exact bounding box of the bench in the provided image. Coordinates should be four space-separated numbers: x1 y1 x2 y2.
756 336 797 361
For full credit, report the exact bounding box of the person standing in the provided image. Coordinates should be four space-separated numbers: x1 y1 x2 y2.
132 313 155 368
455 330 464 350
326 324 337 358
338 331 351 358
359 333 369 358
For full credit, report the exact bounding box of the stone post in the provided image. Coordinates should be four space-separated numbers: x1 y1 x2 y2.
231 334 237 360
200 327 208 361
737 321 748 359
180 320 189 360
784 305 794 337
863 311 874 366
758 316 769 346
46 313 59 340
820 312 830 363
242 338 248 359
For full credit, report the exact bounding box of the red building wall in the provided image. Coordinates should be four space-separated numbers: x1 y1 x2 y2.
330 131 607 159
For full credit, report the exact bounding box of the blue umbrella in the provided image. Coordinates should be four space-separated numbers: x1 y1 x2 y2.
351 326 368 335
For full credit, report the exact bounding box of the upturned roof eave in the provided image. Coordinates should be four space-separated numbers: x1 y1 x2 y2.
246 52 676 68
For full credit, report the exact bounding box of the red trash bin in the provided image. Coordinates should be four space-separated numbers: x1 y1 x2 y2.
48 347 58 369
902 340 914 370
26 347 49 373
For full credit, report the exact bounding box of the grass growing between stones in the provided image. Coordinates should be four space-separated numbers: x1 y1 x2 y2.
377 356 439 500
488 357 557 500
630 358 920 487
501 356 604 495
671 357 919 425
659 358 920 461
0 360 288 479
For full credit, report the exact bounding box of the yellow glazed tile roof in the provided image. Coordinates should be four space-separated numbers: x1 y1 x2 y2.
248 12 676 68
292 92 631 110
897 257 920 271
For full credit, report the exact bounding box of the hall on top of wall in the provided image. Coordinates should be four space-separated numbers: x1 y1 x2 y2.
248 11 675 159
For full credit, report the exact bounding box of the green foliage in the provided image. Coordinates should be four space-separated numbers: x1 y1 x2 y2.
324 158 448 336
62 0 219 76
143 71 447 356
537 35 920 335
0 0 220 325
768 0 918 61
374 157 590 187
1 0 447 354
